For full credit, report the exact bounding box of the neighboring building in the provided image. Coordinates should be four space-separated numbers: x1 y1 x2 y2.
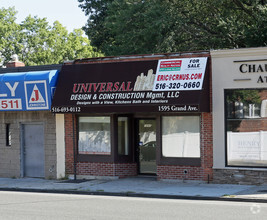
211 47 267 184
52 52 213 182
0 62 65 179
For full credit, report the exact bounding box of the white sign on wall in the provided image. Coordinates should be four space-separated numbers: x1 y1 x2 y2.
162 132 200 158
153 57 207 91
227 131 267 162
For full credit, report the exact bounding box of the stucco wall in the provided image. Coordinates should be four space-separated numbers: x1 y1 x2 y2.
56 114 65 179
211 47 267 184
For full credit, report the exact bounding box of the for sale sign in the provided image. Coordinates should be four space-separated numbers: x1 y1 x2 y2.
153 57 207 91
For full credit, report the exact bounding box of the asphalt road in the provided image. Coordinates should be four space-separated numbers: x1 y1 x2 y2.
0 191 266 220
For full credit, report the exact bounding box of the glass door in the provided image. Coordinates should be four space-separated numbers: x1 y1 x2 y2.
137 119 156 174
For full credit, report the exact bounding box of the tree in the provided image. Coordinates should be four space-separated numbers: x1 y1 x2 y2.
0 7 102 66
78 0 114 54
78 0 267 56
0 7 21 65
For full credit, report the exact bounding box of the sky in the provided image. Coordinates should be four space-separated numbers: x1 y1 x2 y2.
0 0 88 32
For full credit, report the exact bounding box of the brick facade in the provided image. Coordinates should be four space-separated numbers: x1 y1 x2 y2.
65 114 76 175
157 112 213 182
65 112 213 181
65 114 138 178
76 162 137 177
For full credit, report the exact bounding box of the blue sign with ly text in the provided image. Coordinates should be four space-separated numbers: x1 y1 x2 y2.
0 70 58 111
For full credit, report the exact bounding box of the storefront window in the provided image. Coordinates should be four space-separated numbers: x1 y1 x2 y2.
78 116 111 155
6 124 11 146
226 89 267 167
162 116 200 158
118 117 129 155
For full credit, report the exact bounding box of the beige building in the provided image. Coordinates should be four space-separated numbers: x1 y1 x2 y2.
211 47 267 184
0 64 65 179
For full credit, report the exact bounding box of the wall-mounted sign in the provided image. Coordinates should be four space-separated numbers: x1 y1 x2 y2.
52 58 210 113
239 62 267 73
0 70 58 111
234 59 267 83
153 57 207 91
227 131 267 165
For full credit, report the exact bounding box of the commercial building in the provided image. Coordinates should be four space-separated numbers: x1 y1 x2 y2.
211 47 267 184
52 52 213 181
0 60 65 179
2 47 267 184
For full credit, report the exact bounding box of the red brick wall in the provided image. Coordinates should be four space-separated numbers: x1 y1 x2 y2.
65 114 76 174
65 112 213 181
157 166 203 180
238 119 267 132
76 162 137 177
157 59 213 182
65 114 137 178
201 112 213 181
157 112 213 181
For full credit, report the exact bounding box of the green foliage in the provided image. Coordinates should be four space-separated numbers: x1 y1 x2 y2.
78 0 267 56
226 90 262 105
0 7 21 65
0 7 102 66
78 0 114 52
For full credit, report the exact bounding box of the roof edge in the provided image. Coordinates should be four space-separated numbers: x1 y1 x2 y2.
71 51 210 64
210 47 267 58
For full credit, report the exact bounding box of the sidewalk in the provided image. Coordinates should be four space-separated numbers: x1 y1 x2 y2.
0 176 267 203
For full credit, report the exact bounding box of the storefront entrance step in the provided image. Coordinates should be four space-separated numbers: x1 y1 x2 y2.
135 175 157 179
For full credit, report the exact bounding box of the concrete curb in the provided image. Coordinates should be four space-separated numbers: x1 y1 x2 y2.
1 187 267 204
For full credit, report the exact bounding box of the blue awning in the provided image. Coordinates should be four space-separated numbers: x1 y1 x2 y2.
0 70 59 111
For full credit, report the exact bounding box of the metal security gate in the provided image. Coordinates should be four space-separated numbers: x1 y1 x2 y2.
21 124 45 178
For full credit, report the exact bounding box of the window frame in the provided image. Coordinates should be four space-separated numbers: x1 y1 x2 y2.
114 114 134 163
158 114 201 166
76 114 135 163
77 114 114 163
224 89 267 168
6 123 11 147
117 116 130 156
78 116 112 155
